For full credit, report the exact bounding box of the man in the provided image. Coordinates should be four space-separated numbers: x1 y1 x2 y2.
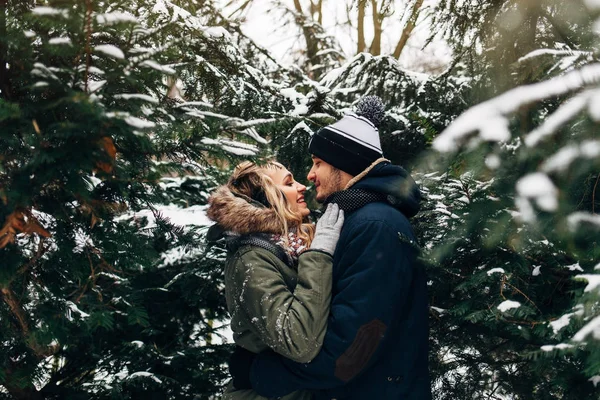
230 96 431 399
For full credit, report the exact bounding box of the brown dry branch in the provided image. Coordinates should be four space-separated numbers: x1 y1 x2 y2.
0 286 58 358
0 208 51 249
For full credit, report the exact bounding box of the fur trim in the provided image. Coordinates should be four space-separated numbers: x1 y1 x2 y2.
344 157 389 190
206 186 284 235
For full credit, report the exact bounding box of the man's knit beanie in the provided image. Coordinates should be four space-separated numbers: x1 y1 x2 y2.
308 96 385 176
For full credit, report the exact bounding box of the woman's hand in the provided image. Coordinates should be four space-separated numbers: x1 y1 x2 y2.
309 203 344 256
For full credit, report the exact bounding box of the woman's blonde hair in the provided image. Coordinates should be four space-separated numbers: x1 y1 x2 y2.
228 161 315 247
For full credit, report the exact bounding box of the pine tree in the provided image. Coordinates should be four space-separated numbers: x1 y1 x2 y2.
0 0 317 398
418 0 600 398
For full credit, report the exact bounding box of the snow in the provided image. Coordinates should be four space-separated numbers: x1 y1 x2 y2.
487 268 505 276
201 137 259 156
574 274 600 292
106 112 155 129
97 272 128 283
114 93 159 104
24 30 36 38
589 89 600 120
280 88 309 116
127 371 162 384
548 308 584 335
175 101 213 108
95 45 125 59
567 212 600 230
48 37 71 46
431 306 446 315
239 128 269 144
524 94 589 147
572 315 600 341
77 65 105 75
542 140 600 172
433 63 600 153
497 300 521 312
532 265 541 276
564 262 584 272
66 301 90 320
117 204 212 230
515 173 558 217
96 12 137 25
590 376 600 388
31 63 59 81
220 144 258 156
32 7 68 17
87 79 107 92
124 115 156 129
73 228 93 254
540 343 574 352
518 49 592 63
139 60 176 74
485 154 501 169
204 26 230 38
158 246 206 268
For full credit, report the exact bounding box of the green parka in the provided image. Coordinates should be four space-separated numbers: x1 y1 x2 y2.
207 186 333 400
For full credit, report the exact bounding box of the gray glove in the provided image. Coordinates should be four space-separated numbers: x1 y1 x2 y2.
309 203 344 256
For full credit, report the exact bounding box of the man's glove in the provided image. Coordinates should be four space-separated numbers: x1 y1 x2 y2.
229 345 255 390
309 203 344 256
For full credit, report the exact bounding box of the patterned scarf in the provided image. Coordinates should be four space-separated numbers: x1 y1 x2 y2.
271 231 307 264
323 188 388 213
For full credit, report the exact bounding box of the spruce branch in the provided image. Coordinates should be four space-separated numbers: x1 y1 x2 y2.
0 0 9 100
84 0 93 93
593 173 599 214
0 286 57 358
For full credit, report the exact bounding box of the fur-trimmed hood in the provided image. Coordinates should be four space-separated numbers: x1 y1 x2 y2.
206 185 284 236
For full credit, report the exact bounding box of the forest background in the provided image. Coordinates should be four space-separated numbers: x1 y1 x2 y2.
0 0 599 399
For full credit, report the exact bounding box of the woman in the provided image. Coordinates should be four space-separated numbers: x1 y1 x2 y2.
206 161 344 400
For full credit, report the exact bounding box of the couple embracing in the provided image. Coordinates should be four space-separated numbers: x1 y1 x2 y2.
207 97 430 400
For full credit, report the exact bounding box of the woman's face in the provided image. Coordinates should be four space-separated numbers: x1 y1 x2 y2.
263 167 310 218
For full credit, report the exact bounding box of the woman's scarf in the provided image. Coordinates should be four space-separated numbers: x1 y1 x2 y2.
271 231 307 263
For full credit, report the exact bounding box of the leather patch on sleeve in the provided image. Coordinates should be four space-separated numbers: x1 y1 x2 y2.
334 319 387 382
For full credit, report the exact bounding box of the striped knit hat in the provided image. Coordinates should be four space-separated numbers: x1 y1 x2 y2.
308 96 385 176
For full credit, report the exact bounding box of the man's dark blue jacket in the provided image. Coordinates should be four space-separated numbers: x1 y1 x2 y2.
249 161 431 399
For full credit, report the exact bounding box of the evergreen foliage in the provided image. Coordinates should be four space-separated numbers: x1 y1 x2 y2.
2 0 600 398
419 0 600 398
0 0 318 398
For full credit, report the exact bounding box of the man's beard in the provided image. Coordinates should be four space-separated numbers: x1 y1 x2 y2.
316 167 343 203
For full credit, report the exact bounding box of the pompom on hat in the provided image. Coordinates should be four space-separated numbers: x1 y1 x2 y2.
308 96 385 176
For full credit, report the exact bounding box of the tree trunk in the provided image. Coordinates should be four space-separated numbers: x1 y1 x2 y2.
309 0 323 25
393 0 424 59
316 0 323 25
357 0 366 53
369 0 381 55
293 0 318 65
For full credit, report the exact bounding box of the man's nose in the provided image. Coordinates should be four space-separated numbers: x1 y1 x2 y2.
307 169 315 182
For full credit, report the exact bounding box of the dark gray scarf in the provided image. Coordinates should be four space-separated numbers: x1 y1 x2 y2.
323 188 387 213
